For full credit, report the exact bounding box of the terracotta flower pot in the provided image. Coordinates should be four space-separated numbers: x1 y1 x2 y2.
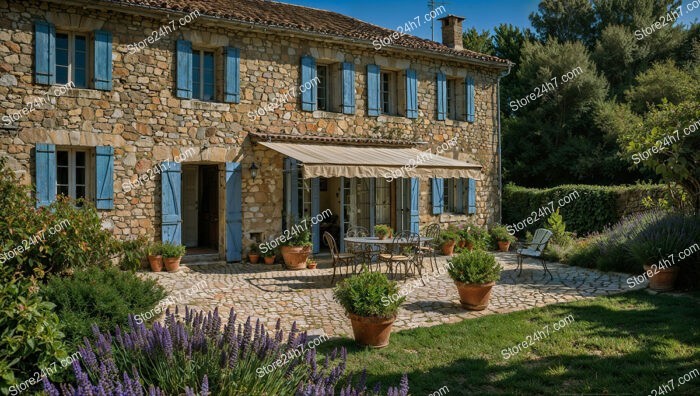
466 242 475 251
378 234 388 240
280 246 310 270
454 280 495 310
163 257 181 272
248 254 260 264
307 262 317 269
458 240 466 248
441 240 456 256
643 264 679 291
348 313 396 348
148 255 163 272
264 256 276 265
498 241 511 252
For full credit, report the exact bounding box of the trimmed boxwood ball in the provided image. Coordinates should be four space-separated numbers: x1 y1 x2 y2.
333 270 405 318
448 250 503 284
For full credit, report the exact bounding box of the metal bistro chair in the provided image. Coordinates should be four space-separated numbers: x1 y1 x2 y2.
419 223 441 272
323 231 356 284
516 228 554 280
345 226 370 267
379 231 422 282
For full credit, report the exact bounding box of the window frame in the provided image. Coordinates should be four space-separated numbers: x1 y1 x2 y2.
55 31 90 88
56 148 93 202
442 178 466 214
191 48 216 101
446 79 457 120
316 64 330 111
380 70 398 115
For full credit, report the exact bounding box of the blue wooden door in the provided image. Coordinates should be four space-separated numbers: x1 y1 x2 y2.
161 162 182 244
226 162 242 262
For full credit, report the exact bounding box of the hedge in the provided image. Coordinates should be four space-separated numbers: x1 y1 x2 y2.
503 184 668 236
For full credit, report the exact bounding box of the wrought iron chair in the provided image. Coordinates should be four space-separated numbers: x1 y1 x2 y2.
346 225 379 271
324 231 356 284
419 223 441 272
516 228 554 280
378 230 422 281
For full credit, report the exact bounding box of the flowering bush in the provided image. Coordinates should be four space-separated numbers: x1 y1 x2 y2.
44 307 409 395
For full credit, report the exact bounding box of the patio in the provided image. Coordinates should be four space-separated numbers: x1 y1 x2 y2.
141 253 648 337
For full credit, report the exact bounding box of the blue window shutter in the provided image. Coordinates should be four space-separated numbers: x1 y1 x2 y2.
226 162 242 262
406 69 418 119
161 162 182 244
436 72 446 121
224 47 240 103
34 21 55 85
468 178 477 214
341 62 355 114
431 178 444 215
93 30 112 90
367 64 380 116
95 146 114 209
300 55 316 111
311 177 320 254
455 178 464 213
35 143 56 207
176 40 192 99
410 177 420 234
369 178 376 235
466 75 475 123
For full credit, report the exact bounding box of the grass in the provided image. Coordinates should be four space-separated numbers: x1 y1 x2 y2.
318 291 700 395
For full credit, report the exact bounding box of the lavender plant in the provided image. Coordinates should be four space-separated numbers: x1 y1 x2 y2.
44 307 408 396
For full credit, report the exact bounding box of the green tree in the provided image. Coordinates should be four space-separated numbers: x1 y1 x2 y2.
624 60 697 114
462 27 494 55
493 24 535 115
530 0 597 45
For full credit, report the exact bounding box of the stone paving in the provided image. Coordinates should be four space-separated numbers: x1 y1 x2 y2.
140 252 646 337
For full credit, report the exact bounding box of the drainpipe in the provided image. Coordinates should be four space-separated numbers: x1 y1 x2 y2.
497 65 512 224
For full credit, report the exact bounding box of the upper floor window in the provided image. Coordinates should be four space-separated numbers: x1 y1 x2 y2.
317 64 329 111
381 71 398 115
57 148 91 202
56 32 89 88
446 79 457 119
192 49 215 101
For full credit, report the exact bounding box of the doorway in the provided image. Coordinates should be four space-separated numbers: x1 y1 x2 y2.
181 164 219 253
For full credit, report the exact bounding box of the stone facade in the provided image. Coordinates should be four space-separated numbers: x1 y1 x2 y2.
0 0 505 258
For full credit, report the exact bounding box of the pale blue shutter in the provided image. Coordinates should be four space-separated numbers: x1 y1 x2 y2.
406 69 418 119
466 75 475 123
95 146 114 209
224 47 240 103
161 162 182 244
175 40 192 99
468 178 477 214
34 21 55 85
436 72 446 121
226 162 242 262
410 178 420 234
311 178 320 254
431 178 444 215
369 178 376 235
35 143 56 207
455 178 464 213
93 30 112 90
341 62 355 114
300 56 316 111
367 64 380 116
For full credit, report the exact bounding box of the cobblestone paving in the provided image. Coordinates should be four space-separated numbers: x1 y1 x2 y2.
141 252 646 337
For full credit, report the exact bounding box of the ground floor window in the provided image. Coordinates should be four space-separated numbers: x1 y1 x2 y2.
56 149 90 202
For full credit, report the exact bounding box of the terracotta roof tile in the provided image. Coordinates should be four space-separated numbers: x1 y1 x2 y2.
99 0 510 66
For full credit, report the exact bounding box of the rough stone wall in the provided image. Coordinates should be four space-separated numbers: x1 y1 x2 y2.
0 0 502 253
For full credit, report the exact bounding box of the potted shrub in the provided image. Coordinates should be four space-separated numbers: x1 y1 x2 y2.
374 224 392 240
262 248 276 265
161 242 186 272
438 229 459 256
448 249 502 310
280 222 312 270
307 257 318 269
459 226 477 251
491 224 516 252
248 243 260 264
333 270 405 348
147 242 163 272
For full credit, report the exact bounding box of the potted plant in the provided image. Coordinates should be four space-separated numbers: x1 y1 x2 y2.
491 224 516 252
333 270 405 348
374 224 392 240
280 221 312 270
147 242 163 272
248 243 260 264
459 226 477 251
307 257 318 269
448 249 502 310
262 248 276 265
439 228 459 256
161 242 186 272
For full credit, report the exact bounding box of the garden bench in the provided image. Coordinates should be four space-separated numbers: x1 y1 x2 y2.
516 228 554 280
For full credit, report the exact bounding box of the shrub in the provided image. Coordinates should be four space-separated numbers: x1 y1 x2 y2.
262 248 276 258
438 225 460 245
116 236 148 271
334 270 405 318
374 224 392 238
160 242 186 258
459 224 492 250
448 250 502 284
1 278 67 391
627 213 700 266
44 308 408 395
503 183 669 236
146 241 162 256
40 267 166 346
249 243 260 254
490 224 516 243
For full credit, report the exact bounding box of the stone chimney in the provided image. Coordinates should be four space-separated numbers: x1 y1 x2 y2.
438 15 465 50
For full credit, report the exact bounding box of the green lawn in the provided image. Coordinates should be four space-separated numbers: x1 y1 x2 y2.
318 291 700 395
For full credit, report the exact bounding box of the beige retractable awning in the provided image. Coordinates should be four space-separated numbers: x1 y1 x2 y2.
259 142 482 179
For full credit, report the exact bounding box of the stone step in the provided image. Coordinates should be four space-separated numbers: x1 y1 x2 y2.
181 254 223 265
